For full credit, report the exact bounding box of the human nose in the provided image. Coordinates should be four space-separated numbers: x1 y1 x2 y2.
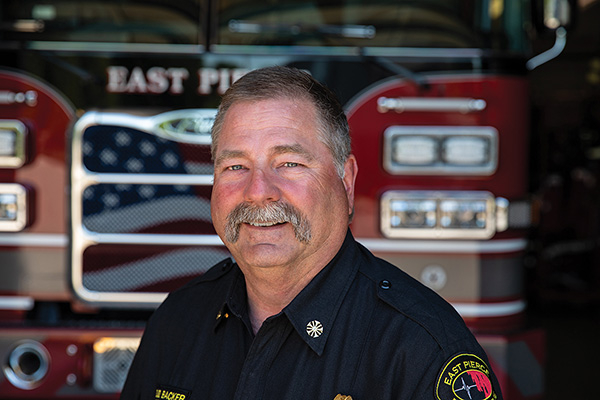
243 168 281 204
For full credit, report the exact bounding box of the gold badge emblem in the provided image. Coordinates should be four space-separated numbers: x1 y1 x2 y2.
333 395 353 400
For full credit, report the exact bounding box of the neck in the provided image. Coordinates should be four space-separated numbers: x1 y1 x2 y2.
243 263 325 335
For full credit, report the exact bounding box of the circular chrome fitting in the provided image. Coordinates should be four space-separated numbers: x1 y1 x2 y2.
3 340 50 390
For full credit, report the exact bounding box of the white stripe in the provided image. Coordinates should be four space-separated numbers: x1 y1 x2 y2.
0 233 67 247
0 296 34 310
88 233 224 246
83 248 228 291
89 173 214 186
83 196 212 234
452 300 526 318
356 238 527 254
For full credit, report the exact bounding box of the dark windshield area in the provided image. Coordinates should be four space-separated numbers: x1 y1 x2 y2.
0 0 529 52
0 0 202 44
215 0 529 52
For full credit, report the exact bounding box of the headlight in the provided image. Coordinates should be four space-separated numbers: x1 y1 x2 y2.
381 191 507 239
384 126 497 175
439 198 488 229
0 120 27 168
0 184 28 232
389 198 437 229
443 136 489 165
392 136 438 165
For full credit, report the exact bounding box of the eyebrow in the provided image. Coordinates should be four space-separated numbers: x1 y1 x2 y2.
214 144 316 167
214 150 245 168
271 144 316 162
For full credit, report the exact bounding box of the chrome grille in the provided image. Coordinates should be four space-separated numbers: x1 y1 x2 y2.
70 110 226 307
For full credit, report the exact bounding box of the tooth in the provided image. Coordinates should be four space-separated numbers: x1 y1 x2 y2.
249 221 281 227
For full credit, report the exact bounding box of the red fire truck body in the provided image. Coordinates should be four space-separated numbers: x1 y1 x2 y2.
0 0 574 398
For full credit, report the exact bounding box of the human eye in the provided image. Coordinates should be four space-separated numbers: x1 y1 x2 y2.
227 164 244 171
283 162 299 168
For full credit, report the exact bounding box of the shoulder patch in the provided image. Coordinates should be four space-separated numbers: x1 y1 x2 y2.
435 353 497 400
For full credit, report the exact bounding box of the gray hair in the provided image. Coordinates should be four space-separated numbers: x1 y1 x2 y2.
211 66 351 177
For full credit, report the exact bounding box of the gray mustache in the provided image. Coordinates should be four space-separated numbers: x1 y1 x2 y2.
224 202 312 244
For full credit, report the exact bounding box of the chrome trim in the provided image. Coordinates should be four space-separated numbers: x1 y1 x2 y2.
84 232 224 246
0 233 67 247
152 109 216 145
82 172 214 186
75 286 167 307
3 341 50 390
495 197 509 232
0 91 37 107
377 97 486 113
0 120 27 168
27 41 205 54
362 47 484 59
383 126 498 176
452 300 526 318
0 296 34 310
356 237 528 254
380 191 498 239
211 44 485 59
527 27 567 70
0 183 28 232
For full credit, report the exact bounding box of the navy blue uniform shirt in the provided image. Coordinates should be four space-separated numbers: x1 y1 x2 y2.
121 231 502 400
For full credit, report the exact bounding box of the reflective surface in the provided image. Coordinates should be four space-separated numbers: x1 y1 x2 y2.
1 0 530 52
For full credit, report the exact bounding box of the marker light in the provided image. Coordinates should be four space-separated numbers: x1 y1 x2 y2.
0 120 27 168
384 126 497 175
0 184 28 231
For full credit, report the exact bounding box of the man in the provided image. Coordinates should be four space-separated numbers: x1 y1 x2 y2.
121 66 503 400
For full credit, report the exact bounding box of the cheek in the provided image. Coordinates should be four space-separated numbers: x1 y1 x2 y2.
211 183 237 222
289 184 335 217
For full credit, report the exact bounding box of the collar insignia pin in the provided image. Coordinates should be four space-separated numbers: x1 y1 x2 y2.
333 395 353 400
306 320 323 338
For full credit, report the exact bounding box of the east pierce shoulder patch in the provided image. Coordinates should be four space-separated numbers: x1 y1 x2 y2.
435 353 497 400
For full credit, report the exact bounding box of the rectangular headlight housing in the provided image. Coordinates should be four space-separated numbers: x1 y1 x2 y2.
383 126 497 175
0 184 28 231
0 120 27 168
381 191 502 239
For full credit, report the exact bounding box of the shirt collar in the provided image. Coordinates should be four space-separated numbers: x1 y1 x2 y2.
283 230 359 356
215 230 360 355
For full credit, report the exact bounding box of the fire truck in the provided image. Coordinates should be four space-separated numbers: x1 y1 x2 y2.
0 0 577 398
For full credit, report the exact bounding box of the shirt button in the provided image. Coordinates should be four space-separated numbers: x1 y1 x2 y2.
379 280 391 289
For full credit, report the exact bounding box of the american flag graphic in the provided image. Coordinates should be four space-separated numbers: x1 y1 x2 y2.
78 124 230 294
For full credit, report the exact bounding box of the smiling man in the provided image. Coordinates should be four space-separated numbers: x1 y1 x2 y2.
120 66 503 400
